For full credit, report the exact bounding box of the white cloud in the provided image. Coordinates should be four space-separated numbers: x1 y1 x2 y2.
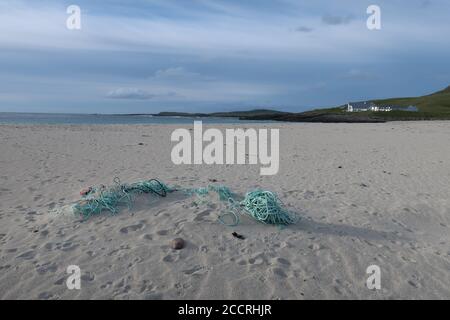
343 69 377 80
153 67 203 80
2 0 449 63
106 88 155 100
295 26 314 33
322 14 355 26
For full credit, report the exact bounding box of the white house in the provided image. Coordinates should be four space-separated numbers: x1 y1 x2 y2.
370 105 392 112
347 101 374 112
347 101 392 112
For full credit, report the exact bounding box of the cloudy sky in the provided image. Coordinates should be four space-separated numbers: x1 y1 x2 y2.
0 0 449 113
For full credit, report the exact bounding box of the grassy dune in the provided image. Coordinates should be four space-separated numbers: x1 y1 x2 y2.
308 85 450 121
372 86 450 119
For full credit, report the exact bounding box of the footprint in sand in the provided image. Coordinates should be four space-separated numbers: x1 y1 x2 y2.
60 242 79 252
44 243 54 250
183 266 207 275
248 257 264 265
16 250 36 260
308 243 322 251
81 272 96 282
36 262 58 275
86 250 95 257
193 209 212 222
47 202 56 210
53 277 65 285
162 255 177 263
270 267 288 278
145 292 163 300
119 223 145 234
275 258 291 266
100 281 113 289
156 230 169 236
142 234 153 240
40 230 49 237
38 292 58 300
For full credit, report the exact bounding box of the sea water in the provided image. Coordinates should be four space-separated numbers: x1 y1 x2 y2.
0 113 274 125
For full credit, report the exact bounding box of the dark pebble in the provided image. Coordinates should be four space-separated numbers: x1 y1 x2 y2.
171 238 185 250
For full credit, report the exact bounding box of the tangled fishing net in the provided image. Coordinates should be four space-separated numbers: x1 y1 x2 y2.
71 177 297 227
72 178 171 219
241 190 296 225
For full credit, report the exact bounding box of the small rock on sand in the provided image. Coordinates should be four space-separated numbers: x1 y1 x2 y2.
171 238 185 250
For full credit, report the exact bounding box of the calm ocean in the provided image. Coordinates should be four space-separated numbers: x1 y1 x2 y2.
0 113 274 125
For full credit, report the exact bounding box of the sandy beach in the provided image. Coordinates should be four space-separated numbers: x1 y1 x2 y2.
0 122 449 299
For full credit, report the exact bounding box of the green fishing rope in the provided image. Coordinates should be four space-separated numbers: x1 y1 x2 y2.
240 190 296 225
72 178 297 227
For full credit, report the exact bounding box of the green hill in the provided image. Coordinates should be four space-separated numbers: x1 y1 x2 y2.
368 85 450 120
374 85 450 114
239 85 450 122
312 85 450 121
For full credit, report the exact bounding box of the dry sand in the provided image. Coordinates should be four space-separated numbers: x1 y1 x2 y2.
0 122 449 299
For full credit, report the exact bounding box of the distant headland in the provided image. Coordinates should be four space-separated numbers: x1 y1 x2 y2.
153 85 450 123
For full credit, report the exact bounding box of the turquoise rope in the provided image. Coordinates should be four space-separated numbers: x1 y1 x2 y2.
72 178 297 226
240 190 296 225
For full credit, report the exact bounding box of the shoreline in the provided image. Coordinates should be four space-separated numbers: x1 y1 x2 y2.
1 119 450 127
